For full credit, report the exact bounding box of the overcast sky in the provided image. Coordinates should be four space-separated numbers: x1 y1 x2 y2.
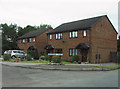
0 0 119 32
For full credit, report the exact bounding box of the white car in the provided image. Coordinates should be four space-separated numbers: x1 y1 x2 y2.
4 50 27 59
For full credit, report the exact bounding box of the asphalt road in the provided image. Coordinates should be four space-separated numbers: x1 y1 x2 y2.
2 64 119 87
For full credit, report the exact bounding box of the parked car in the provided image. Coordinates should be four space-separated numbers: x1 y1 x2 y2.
4 50 27 59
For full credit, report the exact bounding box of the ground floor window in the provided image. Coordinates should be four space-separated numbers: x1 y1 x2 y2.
69 49 77 56
55 49 62 53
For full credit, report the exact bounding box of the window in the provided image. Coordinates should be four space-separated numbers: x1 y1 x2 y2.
69 49 77 56
22 39 25 43
56 33 62 39
33 37 36 42
69 31 78 38
50 34 52 40
55 49 62 53
83 30 87 37
27 38 31 42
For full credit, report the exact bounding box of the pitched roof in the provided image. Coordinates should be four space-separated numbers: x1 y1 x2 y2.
18 29 48 39
47 15 107 34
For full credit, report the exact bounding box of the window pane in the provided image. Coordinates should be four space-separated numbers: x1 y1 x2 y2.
50 34 52 40
56 34 57 39
83 30 87 36
60 33 62 39
76 31 78 37
70 32 71 38
75 49 77 55
55 49 62 53
58 34 60 39
73 32 74 37
73 49 75 56
33 38 36 42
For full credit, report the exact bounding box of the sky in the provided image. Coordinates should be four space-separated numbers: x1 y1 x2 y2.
0 0 119 33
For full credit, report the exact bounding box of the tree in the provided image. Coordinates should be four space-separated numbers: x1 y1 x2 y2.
17 25 37 37
1 23 18 53
118 36 120 51
39 24 53 29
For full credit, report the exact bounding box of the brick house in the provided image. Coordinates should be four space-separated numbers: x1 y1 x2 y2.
17 29 52 56
46 15 117 63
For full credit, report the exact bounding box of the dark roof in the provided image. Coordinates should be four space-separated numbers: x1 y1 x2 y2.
18 29 49 39
47 15 107 34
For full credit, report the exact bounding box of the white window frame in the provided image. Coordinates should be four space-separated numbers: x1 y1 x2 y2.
33 37 36 42
22 39 25 43
56 33 62 39
83 30 87 37
50 34 52 40
69 49 77 56
29 38 32 42
69 31 78 38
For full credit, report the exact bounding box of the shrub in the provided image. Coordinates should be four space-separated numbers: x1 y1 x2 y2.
52 56 61 63
26 54 32 61
3 54 11 61
44 55 49 61
27 50 39 59
40 56 45 60
72 55 79 62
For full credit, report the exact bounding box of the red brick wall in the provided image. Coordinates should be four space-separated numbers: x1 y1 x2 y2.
48 30 90 61
17 29 52 56
90 17 117 63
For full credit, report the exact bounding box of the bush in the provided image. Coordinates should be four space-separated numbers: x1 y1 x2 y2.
40 56 45 60
26 54 32 61
52 56 61 63
3 54 11 61
72 55 79 62
27 50 39 59
44 55 49 61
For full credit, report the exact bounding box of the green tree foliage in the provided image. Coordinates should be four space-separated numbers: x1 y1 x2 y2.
118 36 120 51
72 55 79 62
1 23 18 53
18 24 52 37
39 24 53 29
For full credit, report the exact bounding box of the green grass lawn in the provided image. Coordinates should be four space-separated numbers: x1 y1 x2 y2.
93 64 120 69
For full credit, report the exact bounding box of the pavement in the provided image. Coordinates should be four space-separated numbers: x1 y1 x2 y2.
1 61 118 71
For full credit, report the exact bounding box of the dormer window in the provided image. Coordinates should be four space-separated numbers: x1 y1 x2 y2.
83 30 87 37
56 33 62 39
69 31 78 38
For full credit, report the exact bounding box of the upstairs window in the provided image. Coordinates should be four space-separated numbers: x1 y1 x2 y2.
27 38 31 42
33 37 36 42
56 33 62 39
69 49 77 56
50 34 52 40
69 31 78 38
83 30 87 37
55 49 62 53
22 39 25 43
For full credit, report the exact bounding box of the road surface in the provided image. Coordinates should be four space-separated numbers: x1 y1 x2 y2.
2 64 119 87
